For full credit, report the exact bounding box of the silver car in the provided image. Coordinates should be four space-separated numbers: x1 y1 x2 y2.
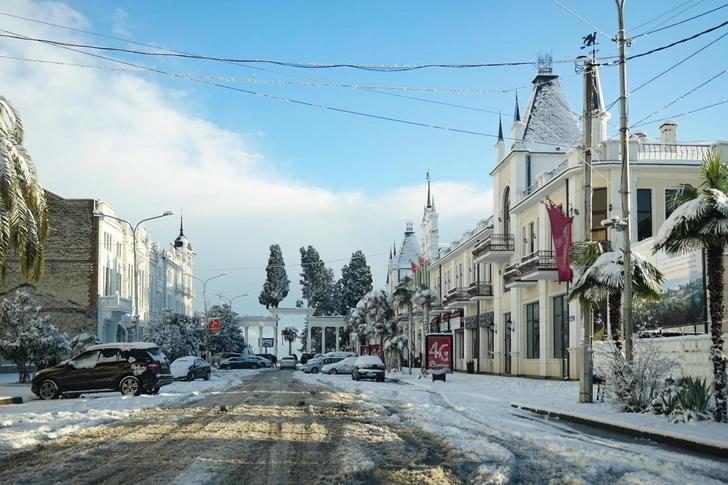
322 356 357 375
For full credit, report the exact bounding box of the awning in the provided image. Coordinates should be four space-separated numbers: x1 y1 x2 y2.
450 309 464 319
429 317 440 326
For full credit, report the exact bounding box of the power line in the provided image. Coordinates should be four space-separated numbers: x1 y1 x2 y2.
627 19 728 60
632 3 728 38
632 98 728 127
631 68 727 128
0 32 596 71
551 0 613 41
628 0 701 33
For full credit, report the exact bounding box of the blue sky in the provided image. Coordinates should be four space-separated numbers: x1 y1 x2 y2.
0 0 726 355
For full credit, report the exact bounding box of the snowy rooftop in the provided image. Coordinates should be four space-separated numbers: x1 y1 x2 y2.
522 73 582 151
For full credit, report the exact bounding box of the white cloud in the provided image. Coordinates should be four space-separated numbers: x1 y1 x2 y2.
0 1 493 342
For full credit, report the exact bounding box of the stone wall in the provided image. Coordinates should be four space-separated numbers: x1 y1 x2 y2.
0 190 99 338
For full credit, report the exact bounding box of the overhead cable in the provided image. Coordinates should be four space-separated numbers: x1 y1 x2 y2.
632 3 728 38
627 19 728 60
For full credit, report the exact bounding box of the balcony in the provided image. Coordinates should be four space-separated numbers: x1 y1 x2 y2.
428 298 449 314
503 262 535 289
473 234 515 263
637 143 710 161
518 250 558 281
467 282 493 300
444 287 470 309
99 293 132 313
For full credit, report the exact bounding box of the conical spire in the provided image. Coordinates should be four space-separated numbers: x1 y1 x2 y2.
173 213 192 251
497 113 504 142
393 242 396 256
514 93 521 123
426 171 432 208
178 214 184 236
389 246 392 260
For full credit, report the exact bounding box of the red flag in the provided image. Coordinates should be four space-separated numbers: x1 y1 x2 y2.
411 261 417 272
418 255 425 267
546 201 573 282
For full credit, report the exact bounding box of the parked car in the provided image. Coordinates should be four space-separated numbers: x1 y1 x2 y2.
323 351 357 359
218 352 245 360
352 355 386 382
278 356 298 370
300 352 320 365
31 342 173 400
256 353 277 366
219 356 264 370
249 355 274 368
301 356 343 374
322 356 357 375
170 356 211 381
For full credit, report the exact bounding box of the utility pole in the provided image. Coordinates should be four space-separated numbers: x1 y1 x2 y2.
616 0 634 363
579 56 595 403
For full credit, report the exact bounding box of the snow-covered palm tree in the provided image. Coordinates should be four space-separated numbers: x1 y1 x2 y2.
361 290 395 361
569 240 664 350
0 96 49 283
281 326 298 356
392 276 416 373
652 148 728 422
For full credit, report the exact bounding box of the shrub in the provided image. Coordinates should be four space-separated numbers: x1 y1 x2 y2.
653 376 713 423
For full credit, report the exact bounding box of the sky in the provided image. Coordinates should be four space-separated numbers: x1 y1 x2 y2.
0 370 727 482
0 1 726 356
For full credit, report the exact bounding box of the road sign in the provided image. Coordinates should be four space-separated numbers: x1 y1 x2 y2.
207 318 220 334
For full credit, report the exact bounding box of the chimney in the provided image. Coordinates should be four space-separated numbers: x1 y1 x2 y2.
659 121 678 144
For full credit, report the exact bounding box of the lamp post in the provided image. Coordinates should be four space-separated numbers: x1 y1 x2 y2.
215 293 248 312
191 272 227 358
93 209 174 341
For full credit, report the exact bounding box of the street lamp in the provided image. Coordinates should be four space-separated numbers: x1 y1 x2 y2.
93 209 174 341
215 293 248 312
190 272 227 358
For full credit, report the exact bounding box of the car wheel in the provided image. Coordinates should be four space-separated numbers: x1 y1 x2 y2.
253 364 259 369
204 371 211 381
330 369 338 375
38 380 59 400
187 372 195 382
119 376 141 396
225 365 231 370
311 367 319 374
64 393 81 399
354 373 360 381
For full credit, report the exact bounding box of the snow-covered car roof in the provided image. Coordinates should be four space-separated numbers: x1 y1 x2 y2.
86 342 159 351
355 355 383 364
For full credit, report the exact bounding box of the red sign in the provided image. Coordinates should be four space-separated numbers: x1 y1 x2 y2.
426 333 452 373
361 346 369 356
207 318 220 334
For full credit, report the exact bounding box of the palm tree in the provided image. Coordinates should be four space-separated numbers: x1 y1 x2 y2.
392 276 416 374
569 240 664 350
281 326 298 356
362 290 395 361
0 96 49 284
652 148 728 422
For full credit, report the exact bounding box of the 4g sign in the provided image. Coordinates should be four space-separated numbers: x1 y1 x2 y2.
425 333 453 373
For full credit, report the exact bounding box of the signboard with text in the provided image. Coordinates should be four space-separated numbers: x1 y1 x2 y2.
426 333 453 373
261 338 274 348
207 318 220 334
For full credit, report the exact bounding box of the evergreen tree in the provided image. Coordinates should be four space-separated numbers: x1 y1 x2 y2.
206 304 247 354
146 309 203 362
0 291 70 382
259 244 290 309
337 250 373 316
299 245 336 316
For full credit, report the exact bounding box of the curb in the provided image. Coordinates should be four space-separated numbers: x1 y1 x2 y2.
514 404 728 459
0 396 22 406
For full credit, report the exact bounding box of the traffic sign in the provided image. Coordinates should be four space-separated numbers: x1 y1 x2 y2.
207 318 220 334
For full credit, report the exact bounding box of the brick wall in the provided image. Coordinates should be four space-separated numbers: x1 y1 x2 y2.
0 190 99 338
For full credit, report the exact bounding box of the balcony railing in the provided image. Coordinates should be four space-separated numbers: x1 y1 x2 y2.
519 250 557 274
467 282 493 298
503 263 521 286
430 298 445 312
638 143 711 161
473 234 515 258
444 287 469 305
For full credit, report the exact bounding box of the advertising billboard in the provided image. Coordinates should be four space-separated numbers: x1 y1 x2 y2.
261 337 274 348
425 333 452 373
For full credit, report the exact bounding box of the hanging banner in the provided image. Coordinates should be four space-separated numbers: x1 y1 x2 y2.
426 333 453 373
546 201 573 282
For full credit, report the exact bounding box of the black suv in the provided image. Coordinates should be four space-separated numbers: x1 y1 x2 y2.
31 343 173 400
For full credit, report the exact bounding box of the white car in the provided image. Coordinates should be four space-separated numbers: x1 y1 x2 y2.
351 355 385 382
322 356 357 375
170 356 211 381
278 356 298 370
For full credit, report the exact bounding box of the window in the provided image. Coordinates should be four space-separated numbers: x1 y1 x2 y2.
503 187 511 235
526 301 540 359
637 188 653 241
592 188 608 241
665 188 679 220
484 312 495 359
104 267 112 296
553 295 569 359
471 326 479 360
529 221 535 254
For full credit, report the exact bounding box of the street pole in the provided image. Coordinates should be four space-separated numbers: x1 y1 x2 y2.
579 57 595 403
191 273 227 359
616 0 634 363
93 210 173 342
215 293 248 313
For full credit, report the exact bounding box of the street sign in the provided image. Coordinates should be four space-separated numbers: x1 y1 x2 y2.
207 318 220 334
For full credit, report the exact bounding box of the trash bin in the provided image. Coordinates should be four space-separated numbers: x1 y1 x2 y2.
466 361 475 374
432 372 446 382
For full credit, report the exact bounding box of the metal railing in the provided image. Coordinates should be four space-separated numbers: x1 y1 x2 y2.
444 287 469 305
473 234 515 258
503 263 520 285
637 143 711 161
519 250 557 274
467 282 493 298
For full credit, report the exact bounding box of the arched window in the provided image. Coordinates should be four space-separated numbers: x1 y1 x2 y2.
503 186 511 235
